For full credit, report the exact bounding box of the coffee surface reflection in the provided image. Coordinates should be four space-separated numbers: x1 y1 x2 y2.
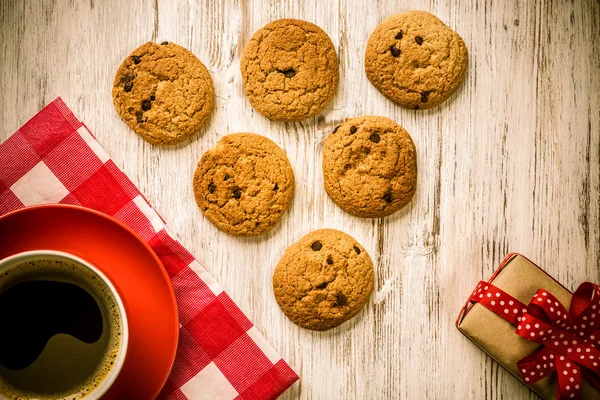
0 280 104 370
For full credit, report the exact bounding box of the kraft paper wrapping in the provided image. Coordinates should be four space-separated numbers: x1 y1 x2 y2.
457 254 600 399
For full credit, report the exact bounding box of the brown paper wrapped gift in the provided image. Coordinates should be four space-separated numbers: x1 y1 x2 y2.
456 253 600 399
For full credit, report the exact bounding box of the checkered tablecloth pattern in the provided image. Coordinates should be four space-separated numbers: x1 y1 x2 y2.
0 98 298 400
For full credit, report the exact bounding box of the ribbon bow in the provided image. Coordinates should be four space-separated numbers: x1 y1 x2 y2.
470 282 600 399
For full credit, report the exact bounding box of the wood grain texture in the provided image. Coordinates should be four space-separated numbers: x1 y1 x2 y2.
1 0 599 398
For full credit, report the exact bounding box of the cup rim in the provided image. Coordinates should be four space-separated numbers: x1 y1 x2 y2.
0 249 129 400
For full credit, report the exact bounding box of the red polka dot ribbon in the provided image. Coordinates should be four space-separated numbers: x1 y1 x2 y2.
469 281 600 399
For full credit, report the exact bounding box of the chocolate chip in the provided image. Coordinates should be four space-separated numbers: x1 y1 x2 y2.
135 111 145 123
124 81 133 92
132 56 141 64
421 91 430 103
332 125 340 134
350 126 357 134
280 69 296 78
150 95 156 101
415 36 423 45
123 72 135 83
233 188 242 199
390 45 401 57
327 257 333 265
208 183 216 193
353 246 361 255
274 183 279 190
370 133 380 143
161 41 169 45
335 292 348 306
395 30 403 40
224 173 230 181
311 241 322 251
316 282 328 289
141 100 151 111
383 192 393 203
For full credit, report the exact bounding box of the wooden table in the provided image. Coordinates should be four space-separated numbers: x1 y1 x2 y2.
1 1 599 398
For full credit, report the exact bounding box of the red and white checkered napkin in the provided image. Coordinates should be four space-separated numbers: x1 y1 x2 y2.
0 98 298 400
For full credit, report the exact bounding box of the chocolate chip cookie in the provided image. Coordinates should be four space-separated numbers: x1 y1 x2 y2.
272 229 374 331
112 41 214 145
322 116 417 217
240 19 339 122
193 133 295 236
365 11 468 110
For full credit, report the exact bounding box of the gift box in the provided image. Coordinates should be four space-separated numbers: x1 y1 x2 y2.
456 253 600 400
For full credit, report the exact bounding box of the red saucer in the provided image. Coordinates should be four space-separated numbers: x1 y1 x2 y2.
0 205 179 400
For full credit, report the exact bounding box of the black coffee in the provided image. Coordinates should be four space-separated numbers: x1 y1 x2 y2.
0 256 123 400
0 280 104 370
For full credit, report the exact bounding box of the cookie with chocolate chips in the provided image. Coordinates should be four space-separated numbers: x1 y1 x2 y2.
273 229 374 331
193 133 295 236
112 41 214 145
240 19 339 122
323 116 417 217
365 11 468 110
